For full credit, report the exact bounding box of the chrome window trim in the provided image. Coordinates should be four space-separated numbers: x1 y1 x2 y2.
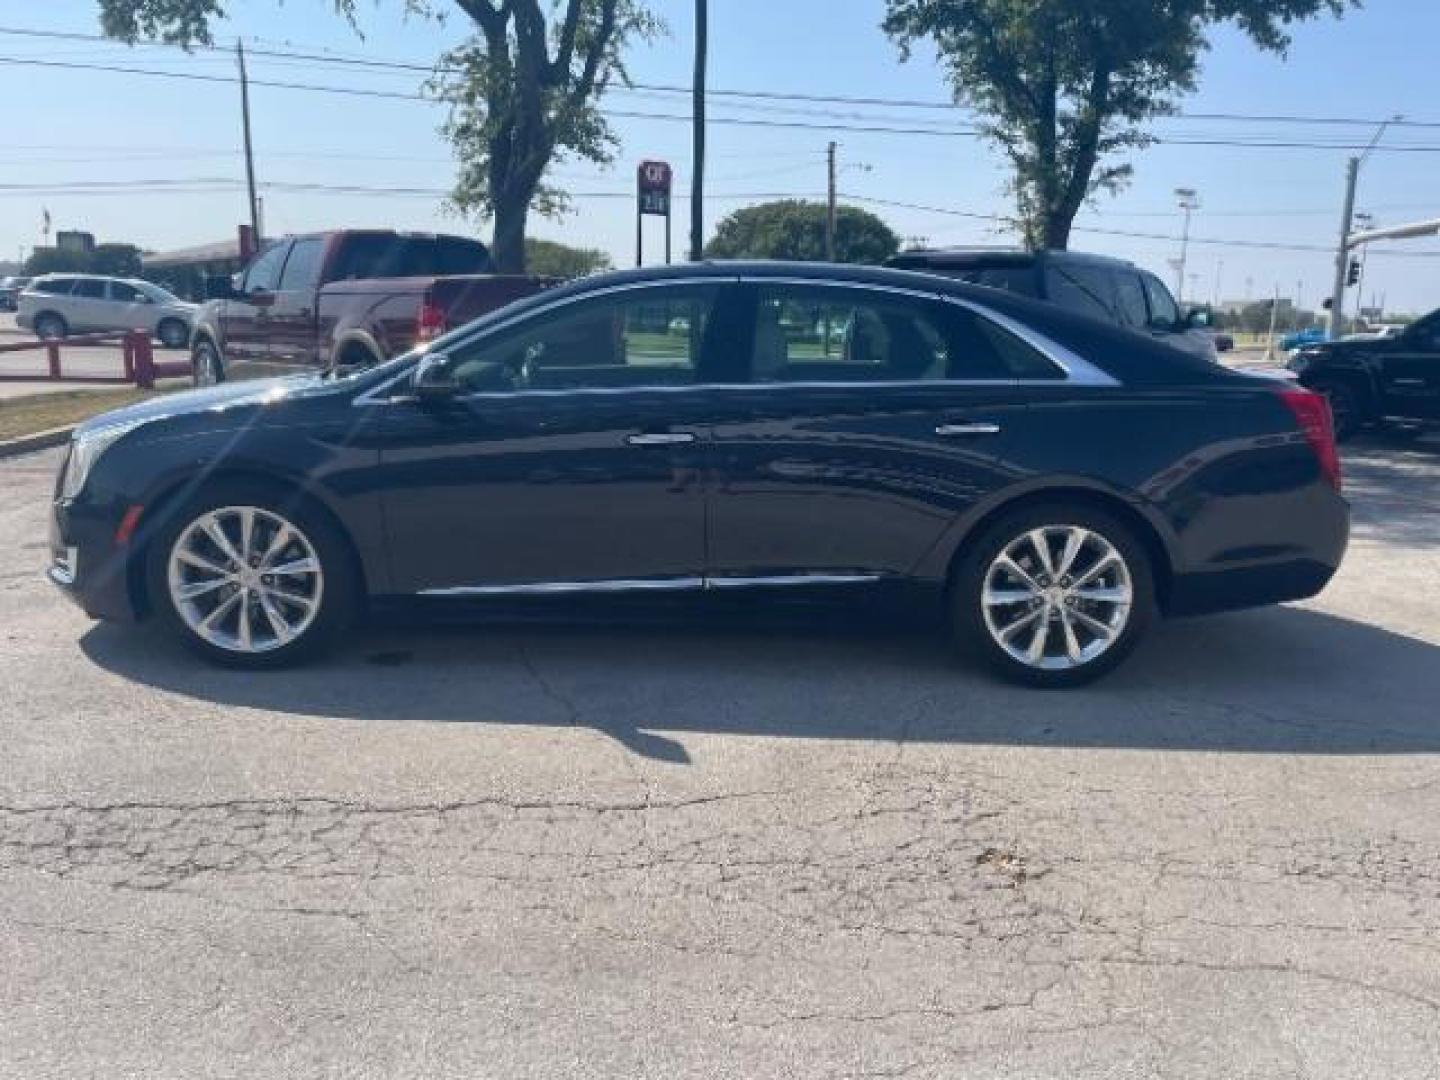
417 572 882 598
355 271 1122 406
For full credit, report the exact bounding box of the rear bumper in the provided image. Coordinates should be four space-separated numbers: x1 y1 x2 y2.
1167 490 1349 616
48 496 142 622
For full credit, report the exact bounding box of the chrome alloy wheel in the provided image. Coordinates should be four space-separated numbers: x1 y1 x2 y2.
980 525 1133 671
166 506 324 653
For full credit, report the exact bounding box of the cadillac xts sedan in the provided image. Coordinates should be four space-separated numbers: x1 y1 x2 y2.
47 262 1348 687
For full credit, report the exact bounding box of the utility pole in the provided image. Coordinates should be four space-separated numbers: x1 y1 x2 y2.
237 41 261 245
826 141 838 262
689 0 707 262
1174 188 1200 303
1327 156 1359 340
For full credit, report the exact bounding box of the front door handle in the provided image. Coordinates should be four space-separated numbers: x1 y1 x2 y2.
1392 377 1425 387
625 431 697 447
935 422 1002 436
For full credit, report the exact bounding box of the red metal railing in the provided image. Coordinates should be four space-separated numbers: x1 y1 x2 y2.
0 330 191 389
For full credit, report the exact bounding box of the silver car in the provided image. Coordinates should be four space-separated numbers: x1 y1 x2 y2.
16 274 198 348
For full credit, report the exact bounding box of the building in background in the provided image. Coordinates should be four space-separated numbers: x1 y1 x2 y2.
142 238 244 301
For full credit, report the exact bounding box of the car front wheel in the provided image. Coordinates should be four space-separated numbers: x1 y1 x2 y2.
147 484 358 667
953 505 1155 688
191 338 223 386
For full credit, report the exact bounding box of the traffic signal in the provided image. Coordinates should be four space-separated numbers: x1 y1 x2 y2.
1347 258 1361 287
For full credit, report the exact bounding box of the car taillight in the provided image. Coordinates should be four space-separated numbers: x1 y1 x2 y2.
1277 387 1341 492
417 299 447 342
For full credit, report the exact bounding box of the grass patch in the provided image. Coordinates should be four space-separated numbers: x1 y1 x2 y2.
0 388 160 442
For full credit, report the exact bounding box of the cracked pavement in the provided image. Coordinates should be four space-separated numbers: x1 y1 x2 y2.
3 435 1440 1078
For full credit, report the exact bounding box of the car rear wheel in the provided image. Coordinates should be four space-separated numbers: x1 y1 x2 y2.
191 338 223 386
157 319 190 350
1310 379 1363 441
952 504 1155 688
34 312 67 341
147 483 359 668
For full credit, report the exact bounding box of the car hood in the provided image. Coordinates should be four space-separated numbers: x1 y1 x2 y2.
74 375 325 438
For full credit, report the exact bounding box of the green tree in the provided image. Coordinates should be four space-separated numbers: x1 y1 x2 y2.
884 0 1355 250
24 243 143 277
524 237 612 278
97 1 659 273
704 201 900 265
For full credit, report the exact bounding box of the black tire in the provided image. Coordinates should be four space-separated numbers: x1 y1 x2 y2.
191 337 224 387
145 480 361 669
951 503 1156 688
1310 379 1365 441
34 312 67 341
157 318 190 350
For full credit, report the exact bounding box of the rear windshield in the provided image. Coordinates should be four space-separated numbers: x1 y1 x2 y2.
329 235 492 281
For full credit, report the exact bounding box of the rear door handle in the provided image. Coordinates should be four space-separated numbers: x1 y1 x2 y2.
935 422 1002 436
625 431 697 447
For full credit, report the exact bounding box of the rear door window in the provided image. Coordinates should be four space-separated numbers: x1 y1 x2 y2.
1045 263 1118 324
1113 271 1149 328
329 235 492 280
72 279 108 300
749 286 952 383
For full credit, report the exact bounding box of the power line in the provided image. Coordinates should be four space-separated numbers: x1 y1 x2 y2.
5 24 1440 132
844 194 1440 257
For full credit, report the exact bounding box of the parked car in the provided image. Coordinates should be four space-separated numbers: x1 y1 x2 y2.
15 275 196 347
1291 306 1440 438
0 275 32 311
47 262 1347 688
189 229 550 385
886 248 1218 362
1280 326 1327 352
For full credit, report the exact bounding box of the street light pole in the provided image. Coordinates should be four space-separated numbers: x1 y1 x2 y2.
689 0 707 262
1174 188 1200 303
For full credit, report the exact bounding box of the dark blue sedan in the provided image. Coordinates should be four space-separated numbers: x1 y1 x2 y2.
47 262 1348 687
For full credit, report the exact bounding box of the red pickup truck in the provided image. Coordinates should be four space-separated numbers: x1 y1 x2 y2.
189 229 550 384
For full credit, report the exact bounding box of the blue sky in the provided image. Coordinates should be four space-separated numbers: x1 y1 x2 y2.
3 0 1439 314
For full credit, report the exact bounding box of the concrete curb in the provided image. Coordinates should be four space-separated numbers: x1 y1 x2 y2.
0 425 73 460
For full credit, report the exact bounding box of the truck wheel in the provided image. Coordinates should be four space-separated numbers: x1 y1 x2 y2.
1311 379 1364 441
192 338 224 386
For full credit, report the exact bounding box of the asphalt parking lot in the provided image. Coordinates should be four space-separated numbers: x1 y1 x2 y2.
2 433 1438 1079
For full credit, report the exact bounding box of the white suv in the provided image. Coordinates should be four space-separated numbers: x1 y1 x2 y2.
17 275 198 348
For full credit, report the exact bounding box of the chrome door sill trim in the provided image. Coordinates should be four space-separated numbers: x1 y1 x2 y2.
417 573 883 598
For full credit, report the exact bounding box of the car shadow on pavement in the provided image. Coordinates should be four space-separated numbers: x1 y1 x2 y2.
79 600 1440 762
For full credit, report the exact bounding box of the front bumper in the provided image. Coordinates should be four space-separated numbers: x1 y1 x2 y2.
48 494 143 622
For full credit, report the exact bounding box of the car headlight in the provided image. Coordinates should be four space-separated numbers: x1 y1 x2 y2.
60 421 145 500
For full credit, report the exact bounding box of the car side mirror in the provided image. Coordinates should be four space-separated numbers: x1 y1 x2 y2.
413 351 459 401
248 289 276 309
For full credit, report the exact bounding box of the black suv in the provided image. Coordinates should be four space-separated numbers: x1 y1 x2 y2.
888 248 1216 361
1291 308 1440 438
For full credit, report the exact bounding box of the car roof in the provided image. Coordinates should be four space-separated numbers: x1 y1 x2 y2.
888 247 1140 271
